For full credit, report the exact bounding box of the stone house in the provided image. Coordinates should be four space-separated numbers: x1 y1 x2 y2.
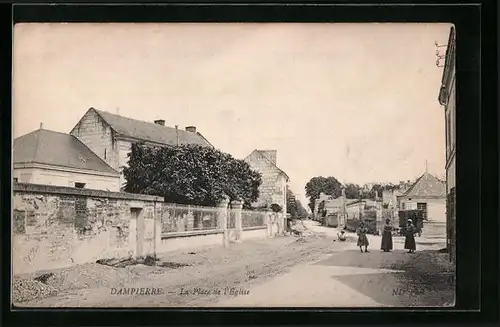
397 172 446 223
382 189 398 209
243 150 289 213
381 180 413 210
13 127 121 191
70 107 214 190
438 26 456 262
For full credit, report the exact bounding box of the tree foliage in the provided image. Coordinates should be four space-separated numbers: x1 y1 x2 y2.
123 143 262 207
344 183 362 199
360 183 394 200
286 186 297 217
270 204 283 213
286 186 310 219
305 176 343 212
318 200 326 217
295 200 309 218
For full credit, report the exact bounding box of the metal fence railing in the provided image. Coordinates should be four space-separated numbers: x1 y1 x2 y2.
160 203 268 234
241 210 266 228
160 203 219 234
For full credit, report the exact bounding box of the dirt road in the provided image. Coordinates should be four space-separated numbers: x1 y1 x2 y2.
16 232 345 307
14 221 454 308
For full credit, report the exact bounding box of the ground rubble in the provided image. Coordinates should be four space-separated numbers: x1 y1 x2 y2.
14 230 337 305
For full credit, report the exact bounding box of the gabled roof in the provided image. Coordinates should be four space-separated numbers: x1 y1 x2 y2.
14 129 119 175
401 172 446 198
245 149 289 181
84 108 213 147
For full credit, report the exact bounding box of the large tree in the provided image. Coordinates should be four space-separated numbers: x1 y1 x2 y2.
344 183 362 199
123 143 262 207
305 176 343 213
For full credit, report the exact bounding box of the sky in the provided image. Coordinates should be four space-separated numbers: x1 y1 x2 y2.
13 23 452 207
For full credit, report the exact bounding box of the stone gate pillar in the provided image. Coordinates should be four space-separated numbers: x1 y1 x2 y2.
230 199 243 243
277 212 285 236
266 209 274 238
217 197 230 248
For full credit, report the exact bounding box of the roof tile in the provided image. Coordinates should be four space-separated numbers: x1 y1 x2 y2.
14 129 119 175
403 172 446 198
93 108 212 147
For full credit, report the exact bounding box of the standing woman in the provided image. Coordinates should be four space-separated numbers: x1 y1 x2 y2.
381 218 394 252
404 219 417 253
356 221 369 253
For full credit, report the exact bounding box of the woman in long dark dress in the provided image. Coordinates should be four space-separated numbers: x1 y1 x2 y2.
404 219 417 253
356 222 369 253
381 218 393 252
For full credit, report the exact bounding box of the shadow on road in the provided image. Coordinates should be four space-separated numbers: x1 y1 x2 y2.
315 248 455 307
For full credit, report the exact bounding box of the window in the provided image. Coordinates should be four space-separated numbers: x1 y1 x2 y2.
13 177 18 183
104 148 107 160
451 105 456 149
446 111 451 155
75 182 86 188
447 187 456 261
401 202 406 210
417 202 428 220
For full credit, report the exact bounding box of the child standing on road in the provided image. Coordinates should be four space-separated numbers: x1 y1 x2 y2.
356 222 369 253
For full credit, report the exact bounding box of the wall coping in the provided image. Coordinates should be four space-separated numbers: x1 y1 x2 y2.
161 226 266 239
161 229 223 239
242 225 267 231
13 182 164 202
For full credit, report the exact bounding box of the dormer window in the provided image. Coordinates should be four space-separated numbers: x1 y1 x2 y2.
75 182 86 188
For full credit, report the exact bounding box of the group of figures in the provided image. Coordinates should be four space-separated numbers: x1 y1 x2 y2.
355 218 417 253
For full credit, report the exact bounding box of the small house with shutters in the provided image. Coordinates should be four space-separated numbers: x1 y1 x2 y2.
70 107 214 190
397 172 446 223
13 127 121 191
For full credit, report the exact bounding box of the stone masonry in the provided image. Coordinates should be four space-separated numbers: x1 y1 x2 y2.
12 183 162 275
70 109 119 171
244 150 288 212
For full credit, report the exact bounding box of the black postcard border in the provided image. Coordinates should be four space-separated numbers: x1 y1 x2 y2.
1 1 497 326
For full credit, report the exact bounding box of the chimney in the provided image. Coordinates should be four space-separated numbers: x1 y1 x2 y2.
185 126 197 133
260 150 277 164
154 119 165 126
39 122 43 129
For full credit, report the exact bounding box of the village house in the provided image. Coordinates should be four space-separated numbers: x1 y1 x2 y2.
244 150 289 213
13 126 121 191
70 108 214 190
397 172 446 225
381 180 413 209
438 26 456 262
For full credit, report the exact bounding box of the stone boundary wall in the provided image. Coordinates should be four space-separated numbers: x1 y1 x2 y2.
12 184 285 275
12 183 162 275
